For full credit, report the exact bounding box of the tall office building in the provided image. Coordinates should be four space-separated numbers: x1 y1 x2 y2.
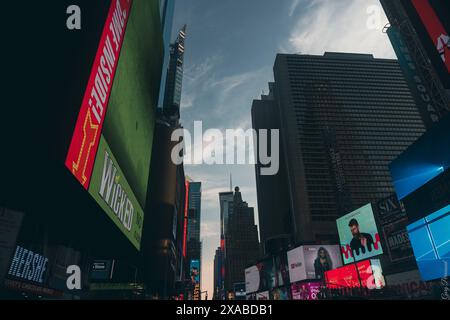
219 192 234 246
252 83 293 255
163 25 187 125
380 0 450 127
224 187 260 294
158 0 176 108
187 182 202 261
269 52 426 244
213 247 223 300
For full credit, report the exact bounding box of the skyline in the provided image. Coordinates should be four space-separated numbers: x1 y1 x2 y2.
171 0 396 299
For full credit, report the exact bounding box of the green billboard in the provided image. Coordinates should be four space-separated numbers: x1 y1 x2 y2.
66 0 163 250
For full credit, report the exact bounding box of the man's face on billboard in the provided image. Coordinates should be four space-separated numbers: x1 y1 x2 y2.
350 224 360 236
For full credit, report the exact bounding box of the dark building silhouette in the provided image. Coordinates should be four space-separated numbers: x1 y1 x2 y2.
252 83 293 255
162 25 187 126
224 187 260 294
264 52 426 244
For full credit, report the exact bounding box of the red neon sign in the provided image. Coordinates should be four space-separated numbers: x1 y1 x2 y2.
65 0 133 189
411 0 450 73
183 181 190 258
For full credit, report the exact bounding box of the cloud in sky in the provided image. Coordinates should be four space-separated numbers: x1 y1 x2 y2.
173 0 397 299
286 0 395 58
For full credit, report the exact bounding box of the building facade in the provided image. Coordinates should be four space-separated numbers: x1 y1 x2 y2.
271 52 426 244
223 188 260 294
252 83 293 255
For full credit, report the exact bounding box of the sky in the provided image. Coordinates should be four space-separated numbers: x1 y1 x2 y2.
171 0 396 299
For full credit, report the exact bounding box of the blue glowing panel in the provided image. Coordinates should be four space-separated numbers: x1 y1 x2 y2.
407 205 450 281
389 115 450 200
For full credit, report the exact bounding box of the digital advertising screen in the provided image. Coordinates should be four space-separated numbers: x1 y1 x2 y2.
337 204 383 264
271 287 290 300
291 281 321 301
273 253 290 288
389 115 450 220
287 245 342 283
402 0 450 88
325 259 385 290
245 265 260 294
190 260 200 286
407 205 450 281
385 270 435 299
64 0 162 250
256 291 270 301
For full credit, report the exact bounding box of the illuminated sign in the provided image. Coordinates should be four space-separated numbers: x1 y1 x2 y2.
287 245 342 283
411 0 450 73
325 259 385 290
8 246 49 285
65 0 132 189
407 204 450 281
336 204 383 264
89 137 144 249
63 0 162 251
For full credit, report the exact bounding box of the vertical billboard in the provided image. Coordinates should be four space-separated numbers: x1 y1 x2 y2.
287 245 342 283
375 195 414 263
190 259 201 300
387 26 441 126
337 204 383 264
402 0 450 88
64 0 163 250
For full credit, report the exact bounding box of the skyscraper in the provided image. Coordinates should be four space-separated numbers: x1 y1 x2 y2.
252 83 293 255
163 25 187 125
158 0 176 108
187 181 202 262
223 187 260 294
213 247 223 300
267 52 426 244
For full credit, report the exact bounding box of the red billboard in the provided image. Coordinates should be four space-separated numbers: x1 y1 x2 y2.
65 0 132 189
325 259 385 290
411 0 450 73
403 0 450 88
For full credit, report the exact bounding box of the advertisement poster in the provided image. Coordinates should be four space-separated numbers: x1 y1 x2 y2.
274 253 290 288
287 245 342 283
337 204 383 264
291 281 321 300
245 265 260 294
271 287 290 300
325 259 385 290
0 208 24 286
65 0 162 250
385 270 435 299
190 260 201 300
256 291 270 301
382 218 414 263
